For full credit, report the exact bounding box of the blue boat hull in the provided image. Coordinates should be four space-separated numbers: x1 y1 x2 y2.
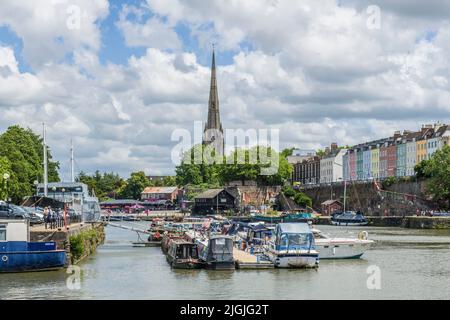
0 242 67 273
0 251 66 273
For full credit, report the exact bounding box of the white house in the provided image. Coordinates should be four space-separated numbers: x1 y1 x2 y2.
320 148 346 184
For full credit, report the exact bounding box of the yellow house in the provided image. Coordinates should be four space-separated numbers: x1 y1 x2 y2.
371 147 380 179
416 139 427 163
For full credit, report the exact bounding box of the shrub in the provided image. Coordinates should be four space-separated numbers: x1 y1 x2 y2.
294 192 312 208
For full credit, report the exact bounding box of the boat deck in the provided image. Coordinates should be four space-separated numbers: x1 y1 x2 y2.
233 248 274 269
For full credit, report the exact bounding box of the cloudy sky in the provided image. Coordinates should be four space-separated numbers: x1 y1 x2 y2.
1 0 450 179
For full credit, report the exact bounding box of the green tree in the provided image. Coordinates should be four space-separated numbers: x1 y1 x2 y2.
282 186 296 198
118 171 150 200
162 176 177 186
175 145 292 187
77 171 125 201
0 157 19 201
422 146 450 208
414 159 432 179
0 125 59 202
294 192 312 208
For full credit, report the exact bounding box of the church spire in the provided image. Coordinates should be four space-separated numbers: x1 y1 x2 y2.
203 46 224 155
206 46 222 131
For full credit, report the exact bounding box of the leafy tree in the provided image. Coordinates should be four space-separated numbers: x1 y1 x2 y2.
162 176 177 186
294 192 312 208
282 186 296 198
175 145 292 187
118 171 150 200
281 148 295 158
421 146 450 208
77 171 125 201
0 125 59 202
414 159 432 179
0 157 19 201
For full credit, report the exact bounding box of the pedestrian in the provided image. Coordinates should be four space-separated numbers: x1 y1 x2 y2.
44 207 49 229
46 209 53 229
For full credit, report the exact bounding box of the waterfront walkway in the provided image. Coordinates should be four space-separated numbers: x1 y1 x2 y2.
233 248 274 269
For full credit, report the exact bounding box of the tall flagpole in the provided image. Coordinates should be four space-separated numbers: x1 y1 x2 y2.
70 139 75 183
43 122 48 197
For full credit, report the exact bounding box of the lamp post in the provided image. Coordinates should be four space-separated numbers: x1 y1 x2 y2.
51 186 57 200
3 173 10 202
33 180 39 197
61 188 68 229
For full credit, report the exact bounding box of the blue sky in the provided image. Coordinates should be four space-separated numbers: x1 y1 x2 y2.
1 1 450 178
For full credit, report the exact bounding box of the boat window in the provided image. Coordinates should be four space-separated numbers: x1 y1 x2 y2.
211 238 232 254
0 225 6 241
287 234 309 246
191 246 198 259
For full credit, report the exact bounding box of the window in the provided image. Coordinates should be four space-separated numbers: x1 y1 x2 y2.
0 225 6 241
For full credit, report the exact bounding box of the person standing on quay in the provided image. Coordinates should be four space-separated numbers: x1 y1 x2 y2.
44 207 49 229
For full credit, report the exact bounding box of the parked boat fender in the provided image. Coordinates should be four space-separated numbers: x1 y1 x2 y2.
358 231 368 240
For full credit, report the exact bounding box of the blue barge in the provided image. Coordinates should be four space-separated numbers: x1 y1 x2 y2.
0 220 66 273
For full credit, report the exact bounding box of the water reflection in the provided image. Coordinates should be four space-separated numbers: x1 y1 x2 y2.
1 225 450 300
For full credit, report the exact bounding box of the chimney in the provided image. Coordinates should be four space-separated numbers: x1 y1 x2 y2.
331 143 338 151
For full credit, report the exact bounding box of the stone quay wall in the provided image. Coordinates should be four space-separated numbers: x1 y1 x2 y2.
302 179 436 216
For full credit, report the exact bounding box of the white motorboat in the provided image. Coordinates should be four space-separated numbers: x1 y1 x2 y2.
264 223 319 268
311 228 374 259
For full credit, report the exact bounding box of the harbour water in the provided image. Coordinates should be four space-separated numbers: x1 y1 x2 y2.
1 225 450 300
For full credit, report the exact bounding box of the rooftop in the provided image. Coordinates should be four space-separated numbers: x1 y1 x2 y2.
141 187 178 194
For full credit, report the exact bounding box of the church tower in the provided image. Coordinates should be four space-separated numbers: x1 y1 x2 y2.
203 47 224 156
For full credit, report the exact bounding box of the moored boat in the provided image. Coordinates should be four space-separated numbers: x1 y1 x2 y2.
331 211 369 226
166 239 202 269
195 235 235 270
312 228 374 259
264 223 319 268
0 220 66 273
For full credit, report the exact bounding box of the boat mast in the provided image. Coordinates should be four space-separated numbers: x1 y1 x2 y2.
43 122 48 197
70 139 75 183
343 158 348 213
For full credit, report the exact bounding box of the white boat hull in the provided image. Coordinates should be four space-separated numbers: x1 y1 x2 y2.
331 220 368 226
315 239 373 259
265 250 319 268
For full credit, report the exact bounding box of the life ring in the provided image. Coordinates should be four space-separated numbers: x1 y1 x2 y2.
1 255 8 262
358 231 368 240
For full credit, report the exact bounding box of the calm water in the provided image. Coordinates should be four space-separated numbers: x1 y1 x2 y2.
1 224 450 300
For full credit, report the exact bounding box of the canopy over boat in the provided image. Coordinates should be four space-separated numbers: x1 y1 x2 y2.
277 223 312 234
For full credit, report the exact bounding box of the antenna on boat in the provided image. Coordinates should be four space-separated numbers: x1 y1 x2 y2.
43 122 48 197
70 139 75 183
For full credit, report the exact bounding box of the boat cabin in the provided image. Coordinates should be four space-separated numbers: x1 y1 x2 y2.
198 235 234 269
272 223 315 252
0 220 29 243
168 240 199 261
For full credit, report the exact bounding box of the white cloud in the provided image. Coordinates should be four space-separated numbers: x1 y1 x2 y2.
116 4 181 49
1 0 450 178
0 0 109 69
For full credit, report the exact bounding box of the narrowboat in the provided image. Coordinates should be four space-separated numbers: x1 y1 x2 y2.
0 220 66 273
196 235 235 270
161 232 186 254
166 239 202 269
331 211 369 226
264 223 319 268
